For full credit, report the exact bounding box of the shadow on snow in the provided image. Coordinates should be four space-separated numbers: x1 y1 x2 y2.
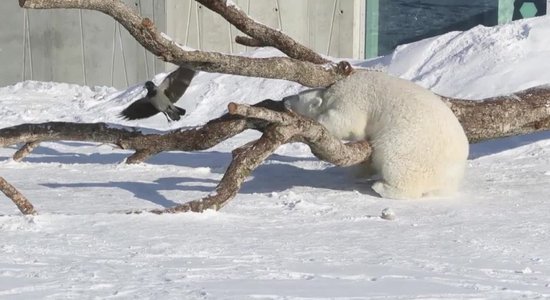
6 131 549 207
40 159 376 208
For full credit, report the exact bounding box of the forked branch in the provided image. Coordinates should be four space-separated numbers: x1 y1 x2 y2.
6 0 550 216
196 0 330 64
18 0 348 87
0 100 274 163
146 102 371 213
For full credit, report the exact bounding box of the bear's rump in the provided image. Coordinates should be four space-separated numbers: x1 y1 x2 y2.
370 129 466 197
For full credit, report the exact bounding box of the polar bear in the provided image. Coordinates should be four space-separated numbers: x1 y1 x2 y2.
283 69 469 199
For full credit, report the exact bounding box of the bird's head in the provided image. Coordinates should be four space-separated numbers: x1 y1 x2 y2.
144 81 156 93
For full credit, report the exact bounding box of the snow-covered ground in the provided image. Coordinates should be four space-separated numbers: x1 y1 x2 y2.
1 17 550 300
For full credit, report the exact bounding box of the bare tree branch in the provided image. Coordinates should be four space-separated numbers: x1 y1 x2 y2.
2 83 550 214
5 85 548 164
0 177 36 215
444 86 550 142
18 0 347 87
12 141 40 162
235 36 269 48
196 0 329 64
7 0 550 216
148 128 288 214
0 99 372 214
228 103 372 166
0 100 285 164
145 102 371 214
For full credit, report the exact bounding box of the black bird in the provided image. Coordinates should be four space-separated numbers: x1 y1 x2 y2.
120 65 196 121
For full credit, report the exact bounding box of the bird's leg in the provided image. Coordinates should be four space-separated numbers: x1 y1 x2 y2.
162 112 172 122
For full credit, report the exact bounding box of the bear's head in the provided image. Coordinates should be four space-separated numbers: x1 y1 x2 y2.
283 88 326 119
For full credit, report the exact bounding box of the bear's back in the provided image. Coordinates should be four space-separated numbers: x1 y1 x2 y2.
323 70 465 141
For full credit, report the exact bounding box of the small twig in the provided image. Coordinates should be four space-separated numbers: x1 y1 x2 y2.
12 141 40 161
0 176 36 215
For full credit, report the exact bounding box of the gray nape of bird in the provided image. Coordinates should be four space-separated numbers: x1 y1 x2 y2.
119 65 196 122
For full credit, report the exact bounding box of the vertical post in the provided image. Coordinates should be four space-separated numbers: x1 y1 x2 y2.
498 0 514 24
352 0 366 59
365 0 379 58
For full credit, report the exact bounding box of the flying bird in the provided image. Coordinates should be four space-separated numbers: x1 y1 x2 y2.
119 65 196 122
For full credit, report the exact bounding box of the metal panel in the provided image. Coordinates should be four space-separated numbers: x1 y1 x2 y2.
0 1 25 84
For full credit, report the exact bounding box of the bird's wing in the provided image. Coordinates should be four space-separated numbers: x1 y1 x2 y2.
119 97 159 120
161 65 196 103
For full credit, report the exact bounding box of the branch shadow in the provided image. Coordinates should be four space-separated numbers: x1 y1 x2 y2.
10 131 550 204
41 176 218 208
4 141 320 172
469 130 550 159
1 142 129 164
39 159 377 208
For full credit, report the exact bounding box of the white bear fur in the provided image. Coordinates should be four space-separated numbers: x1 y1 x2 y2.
284 70 469 199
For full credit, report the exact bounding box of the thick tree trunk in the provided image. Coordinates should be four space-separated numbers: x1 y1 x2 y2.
444 86 550 142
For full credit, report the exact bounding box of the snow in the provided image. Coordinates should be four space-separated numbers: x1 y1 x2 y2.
1 16 550 299
364 16 550 100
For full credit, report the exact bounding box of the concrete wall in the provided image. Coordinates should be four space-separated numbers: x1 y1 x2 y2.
1 0 362 88
165 0 362 60
0 0 165 88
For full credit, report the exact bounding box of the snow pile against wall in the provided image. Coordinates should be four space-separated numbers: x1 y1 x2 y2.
371 16 550 99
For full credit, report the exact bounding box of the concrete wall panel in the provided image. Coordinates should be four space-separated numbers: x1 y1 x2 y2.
0 1 26 84
166 0 358 58
1 0 165 88
1 0 359 88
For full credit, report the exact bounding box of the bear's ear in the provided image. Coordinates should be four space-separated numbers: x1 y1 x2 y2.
309 97 323 110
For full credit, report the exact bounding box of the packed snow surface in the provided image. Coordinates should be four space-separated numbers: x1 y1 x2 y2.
1 17 550 299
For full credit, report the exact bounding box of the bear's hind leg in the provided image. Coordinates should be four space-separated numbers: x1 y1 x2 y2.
371 180 423 200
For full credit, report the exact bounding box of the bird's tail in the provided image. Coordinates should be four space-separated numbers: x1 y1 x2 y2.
165 105 186 121
175 106 186 116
